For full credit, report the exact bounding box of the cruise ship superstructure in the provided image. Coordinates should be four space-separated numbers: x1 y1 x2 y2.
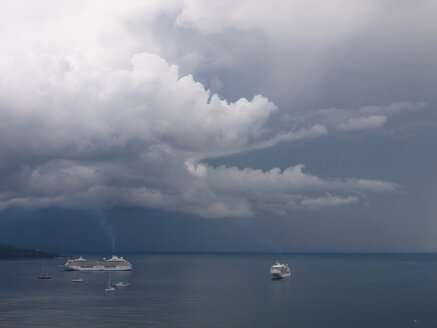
61 255 132 271
270 262 291 279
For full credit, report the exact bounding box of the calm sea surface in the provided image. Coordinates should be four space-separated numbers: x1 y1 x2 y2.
1 253 437 327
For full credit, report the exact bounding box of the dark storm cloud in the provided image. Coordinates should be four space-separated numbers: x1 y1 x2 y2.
0 0 434 221
0 51 399 217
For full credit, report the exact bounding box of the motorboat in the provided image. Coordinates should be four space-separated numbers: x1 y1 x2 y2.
71 278 84 283
113 281 130 288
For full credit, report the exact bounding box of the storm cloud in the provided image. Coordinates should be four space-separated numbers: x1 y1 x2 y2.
0 0 434 220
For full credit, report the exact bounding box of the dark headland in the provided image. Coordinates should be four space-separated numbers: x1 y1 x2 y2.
0 242 68 260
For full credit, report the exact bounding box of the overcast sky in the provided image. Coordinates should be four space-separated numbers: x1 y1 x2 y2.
0 0 436 252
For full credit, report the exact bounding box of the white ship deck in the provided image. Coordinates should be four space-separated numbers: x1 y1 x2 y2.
62 255 132 271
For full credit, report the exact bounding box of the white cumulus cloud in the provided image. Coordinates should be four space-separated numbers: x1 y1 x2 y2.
0 0 415 218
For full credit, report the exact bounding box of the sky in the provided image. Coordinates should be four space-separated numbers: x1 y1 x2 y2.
0 0 436 253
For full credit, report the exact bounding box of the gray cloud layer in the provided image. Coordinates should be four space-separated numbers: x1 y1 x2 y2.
0 0 430 218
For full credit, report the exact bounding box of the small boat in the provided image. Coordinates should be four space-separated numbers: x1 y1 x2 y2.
270 261 291 279
38 264 51 279
105 275 115 292
38 275 51 279
113 281 130 288
71 278 84 283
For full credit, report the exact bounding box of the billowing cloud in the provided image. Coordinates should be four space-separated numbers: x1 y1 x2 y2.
0 50 402 217
0 0 424 218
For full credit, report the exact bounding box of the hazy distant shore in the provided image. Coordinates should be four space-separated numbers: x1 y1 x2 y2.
0 242 69 260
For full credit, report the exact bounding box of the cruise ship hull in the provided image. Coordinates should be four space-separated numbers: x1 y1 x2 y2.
271 272 291 279
62 265 132 271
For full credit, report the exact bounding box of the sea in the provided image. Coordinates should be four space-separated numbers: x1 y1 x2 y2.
1 253 437 328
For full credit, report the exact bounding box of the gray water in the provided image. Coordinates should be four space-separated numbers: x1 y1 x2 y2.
1 253 437 327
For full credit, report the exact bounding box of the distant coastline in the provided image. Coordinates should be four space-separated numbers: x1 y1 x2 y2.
0 242 69 260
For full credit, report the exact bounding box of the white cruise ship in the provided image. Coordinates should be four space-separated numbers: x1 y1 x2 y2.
270 262 291 279
61 255 132 271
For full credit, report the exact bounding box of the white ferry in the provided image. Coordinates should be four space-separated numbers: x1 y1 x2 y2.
270 262 291 279
61 255 132 271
